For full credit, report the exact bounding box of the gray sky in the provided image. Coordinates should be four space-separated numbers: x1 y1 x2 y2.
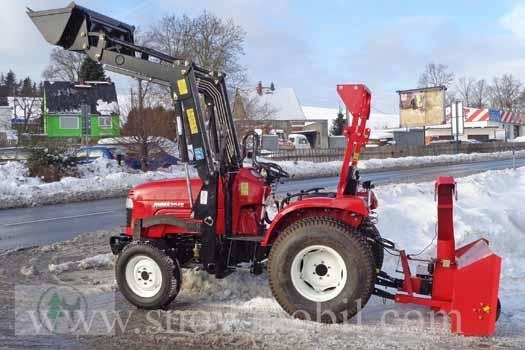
2 1 525 113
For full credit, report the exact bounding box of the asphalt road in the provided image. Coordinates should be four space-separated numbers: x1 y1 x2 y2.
1 157 524 251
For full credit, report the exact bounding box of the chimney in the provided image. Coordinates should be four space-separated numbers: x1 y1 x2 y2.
256 81 263 96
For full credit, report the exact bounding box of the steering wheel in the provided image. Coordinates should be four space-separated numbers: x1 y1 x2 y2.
257 161 290 180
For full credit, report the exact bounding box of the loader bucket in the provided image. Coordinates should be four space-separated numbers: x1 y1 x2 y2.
27 2 135 51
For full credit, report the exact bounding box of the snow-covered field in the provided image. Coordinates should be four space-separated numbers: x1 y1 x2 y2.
0 149 523 209
1 168 523 349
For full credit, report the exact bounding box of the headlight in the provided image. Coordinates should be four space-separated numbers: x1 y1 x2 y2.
125 197 134 209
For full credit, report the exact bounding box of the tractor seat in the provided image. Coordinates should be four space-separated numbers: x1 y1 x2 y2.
302 192 336 199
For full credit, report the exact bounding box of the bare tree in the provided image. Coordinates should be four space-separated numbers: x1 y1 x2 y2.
11 96 42 134
489 74 522 109
455 77 475 106
244 96 277 120
146 11 247 87
418 63 455 88
43 48 84 81
116 79 176 171
471 79 489 108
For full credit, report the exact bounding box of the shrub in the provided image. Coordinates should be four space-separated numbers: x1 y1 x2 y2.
26 146 78 182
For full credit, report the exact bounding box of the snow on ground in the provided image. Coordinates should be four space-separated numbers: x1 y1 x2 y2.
0 158 189 209
1 149 523 209
278 149 525 179
1 168 523 349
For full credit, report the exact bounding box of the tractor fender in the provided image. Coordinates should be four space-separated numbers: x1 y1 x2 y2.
261 196 369 246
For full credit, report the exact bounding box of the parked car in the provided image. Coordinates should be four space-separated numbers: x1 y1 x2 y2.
72 145 178 170
72 146 124 164
288 134 311 149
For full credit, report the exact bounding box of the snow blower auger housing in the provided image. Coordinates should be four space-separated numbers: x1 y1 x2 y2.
29 3 501 336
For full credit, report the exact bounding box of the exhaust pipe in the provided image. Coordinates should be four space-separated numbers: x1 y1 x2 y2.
27 2 135 51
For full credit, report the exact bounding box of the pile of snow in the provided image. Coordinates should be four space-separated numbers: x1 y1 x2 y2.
0 159 188 209
510 136 525 143
277 149 525 179
48 253 114 274
96 99 119 116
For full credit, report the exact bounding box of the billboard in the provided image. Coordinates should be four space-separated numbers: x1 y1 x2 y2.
398 86 446 127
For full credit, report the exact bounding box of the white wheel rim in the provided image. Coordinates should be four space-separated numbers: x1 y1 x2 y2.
290 245 347 302
125 255 163 298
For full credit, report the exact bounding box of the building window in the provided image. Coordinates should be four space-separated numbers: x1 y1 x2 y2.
59 116 79 129
99 116 112 129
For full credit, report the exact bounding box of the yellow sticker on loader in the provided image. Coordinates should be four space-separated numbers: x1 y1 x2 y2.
177 78 188 95
187 108 198 134
353 153 360 162
240 182 249 196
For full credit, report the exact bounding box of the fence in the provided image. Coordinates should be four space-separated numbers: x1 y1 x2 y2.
266 142 525 162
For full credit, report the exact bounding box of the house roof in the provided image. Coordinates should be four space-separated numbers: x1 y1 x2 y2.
241 87 305 121
44 81 119 115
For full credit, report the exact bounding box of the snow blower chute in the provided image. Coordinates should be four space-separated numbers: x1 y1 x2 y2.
28 2 502 337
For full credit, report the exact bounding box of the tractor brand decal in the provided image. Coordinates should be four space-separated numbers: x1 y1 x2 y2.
200 190 208 205
240 182 249 196
187 108 198 134
194 147 205 160
177 78 188 95
153 202 185 209
353 153 360 162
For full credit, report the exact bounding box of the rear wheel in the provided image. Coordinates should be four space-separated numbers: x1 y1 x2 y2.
268 216 376 323
116 241 181 309
361 221 384 271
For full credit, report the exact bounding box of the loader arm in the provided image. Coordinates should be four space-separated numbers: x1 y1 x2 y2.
27 2 243 270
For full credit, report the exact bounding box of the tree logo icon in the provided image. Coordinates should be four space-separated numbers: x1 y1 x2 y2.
37 285 88 334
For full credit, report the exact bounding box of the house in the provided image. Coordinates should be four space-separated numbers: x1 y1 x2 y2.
233 82 328 148
43 81 120 138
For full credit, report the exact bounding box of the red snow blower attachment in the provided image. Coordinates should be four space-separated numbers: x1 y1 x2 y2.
388 177 502 336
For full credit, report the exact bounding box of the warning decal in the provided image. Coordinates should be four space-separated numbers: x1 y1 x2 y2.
177 79 188 95
240 182 249 196
187 108 198 134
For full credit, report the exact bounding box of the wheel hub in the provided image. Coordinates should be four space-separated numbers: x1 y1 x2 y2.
291 245 347 302
125 255 163 298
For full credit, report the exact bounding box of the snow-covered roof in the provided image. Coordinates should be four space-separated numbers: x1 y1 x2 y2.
44 81 119 116
242 87 305 121
302 106 400 130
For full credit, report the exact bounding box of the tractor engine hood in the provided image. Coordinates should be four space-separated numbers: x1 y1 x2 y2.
130 178 202 204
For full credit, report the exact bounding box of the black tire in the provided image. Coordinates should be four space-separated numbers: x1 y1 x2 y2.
116 241 181 309
496 298 501 322
361 221 384 271
268 216 376 323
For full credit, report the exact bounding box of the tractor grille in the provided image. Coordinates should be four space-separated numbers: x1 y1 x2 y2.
126 208 132 227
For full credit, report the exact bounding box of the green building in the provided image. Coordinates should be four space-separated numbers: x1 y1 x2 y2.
43 81 120 138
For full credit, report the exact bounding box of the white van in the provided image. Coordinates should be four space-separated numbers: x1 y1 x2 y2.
288 133 311 149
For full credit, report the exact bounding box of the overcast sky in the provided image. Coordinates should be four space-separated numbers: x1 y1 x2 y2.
2 0 525 113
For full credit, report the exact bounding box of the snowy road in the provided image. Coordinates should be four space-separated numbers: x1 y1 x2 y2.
1 156 524 252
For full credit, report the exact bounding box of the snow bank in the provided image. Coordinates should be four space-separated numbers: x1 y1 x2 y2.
278 149 525 179
1 149 523 208
0 159 189 209
49 253 114 274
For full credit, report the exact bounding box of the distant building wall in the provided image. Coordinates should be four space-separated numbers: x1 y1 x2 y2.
393 129 425 146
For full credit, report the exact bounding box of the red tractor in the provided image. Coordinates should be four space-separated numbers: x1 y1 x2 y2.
29 3 502 336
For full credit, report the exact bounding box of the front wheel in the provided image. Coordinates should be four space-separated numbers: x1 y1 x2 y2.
116 241 181 309
268 216 376 323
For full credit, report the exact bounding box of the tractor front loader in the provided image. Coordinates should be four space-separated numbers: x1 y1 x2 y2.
29 2 502 336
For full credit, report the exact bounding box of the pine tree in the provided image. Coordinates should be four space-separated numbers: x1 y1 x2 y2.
20 77 33 96
79 57 106 81
5 70 17 95
47 292 64 330
331 110 347 136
